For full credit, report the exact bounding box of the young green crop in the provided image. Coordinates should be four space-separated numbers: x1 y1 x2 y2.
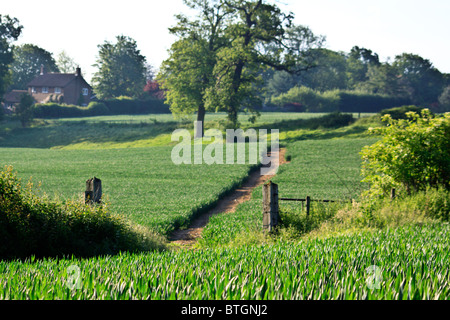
0 223 448 299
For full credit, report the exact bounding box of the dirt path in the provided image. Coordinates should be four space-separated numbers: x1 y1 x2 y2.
169 148 288 248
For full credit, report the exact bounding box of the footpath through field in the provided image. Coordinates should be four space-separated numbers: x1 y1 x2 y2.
169 148 288 248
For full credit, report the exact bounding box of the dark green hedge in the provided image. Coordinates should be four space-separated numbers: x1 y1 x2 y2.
337 92 411 113
32 97 170 119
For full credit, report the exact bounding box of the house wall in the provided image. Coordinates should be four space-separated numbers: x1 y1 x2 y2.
64 77 92 106
28 78 92 106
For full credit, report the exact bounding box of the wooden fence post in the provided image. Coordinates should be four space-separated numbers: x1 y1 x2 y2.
263 181 279 232
306 196 311 216
85 177 102 204
390 188 396 200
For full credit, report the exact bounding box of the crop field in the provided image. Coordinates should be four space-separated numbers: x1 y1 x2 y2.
1 111 448 301
0 146 258 236
200 138 379 247
1 223 449 299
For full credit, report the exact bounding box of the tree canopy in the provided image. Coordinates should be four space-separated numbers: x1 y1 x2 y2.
9 43 59 90
0 14 22 98
159 0 324 131
92 35 147 99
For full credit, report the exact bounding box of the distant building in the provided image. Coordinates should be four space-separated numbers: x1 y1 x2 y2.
26 66 94 106
2 89 28 113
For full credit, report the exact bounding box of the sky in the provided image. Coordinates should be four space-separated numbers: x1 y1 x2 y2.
2 0 450 83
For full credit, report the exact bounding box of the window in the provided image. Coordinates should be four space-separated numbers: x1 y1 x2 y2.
55 87 61 94
82 88 89 96
31 87 36 93
42 87 49 93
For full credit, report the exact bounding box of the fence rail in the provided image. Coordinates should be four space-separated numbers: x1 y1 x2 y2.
263 182 354 231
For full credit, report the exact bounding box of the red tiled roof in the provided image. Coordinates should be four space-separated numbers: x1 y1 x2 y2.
3 90 28 103
27 73 78 87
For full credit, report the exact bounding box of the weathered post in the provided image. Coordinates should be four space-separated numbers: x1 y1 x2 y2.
390 188 396 200
306 196 311 216
85 177 102 204
262 181 279 232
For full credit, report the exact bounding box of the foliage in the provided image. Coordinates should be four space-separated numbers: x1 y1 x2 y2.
9 44 59 90
32 98 170 118
271 86 340 112
102 96 170 115
392 53 444 105
379 105 426 120
0 165 165 259
15 92 35 127
438 86 450 112
0 14 22 98
271 87 409 113
32 102 109 118
143 80 165 100
92 35 147 99
56 50 78 73
361 109 450 198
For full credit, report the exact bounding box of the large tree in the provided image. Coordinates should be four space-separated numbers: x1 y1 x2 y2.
0 14 22 98
92 35 147 99
393 53 444 104
10 44 59 90
205 0 323 127
158 0 229 138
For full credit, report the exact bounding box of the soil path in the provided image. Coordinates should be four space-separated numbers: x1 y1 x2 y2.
169 148 288 248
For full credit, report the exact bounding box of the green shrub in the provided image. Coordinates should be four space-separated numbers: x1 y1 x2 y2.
85 101 109 116
0 165 165 260
380 105 427 120
361 109 450 198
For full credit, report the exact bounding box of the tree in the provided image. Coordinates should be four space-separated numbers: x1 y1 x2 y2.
362 62 402 96
92 35 147 99
393 53 444 104
438 86 450 112
15 92 34 127
346 46 380 89
205 0 323 127
361 109 450 198
0 14 22 98
10 44 59 90
158 0 229 137
298 48 349 91
56 50 78 73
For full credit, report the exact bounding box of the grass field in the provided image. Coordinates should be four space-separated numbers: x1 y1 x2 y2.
1 110 447 300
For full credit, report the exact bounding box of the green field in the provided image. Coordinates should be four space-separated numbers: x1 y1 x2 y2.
1 223 449 299
1 111 447 300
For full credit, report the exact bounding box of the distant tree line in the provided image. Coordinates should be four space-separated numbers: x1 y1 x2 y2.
1 5 450 126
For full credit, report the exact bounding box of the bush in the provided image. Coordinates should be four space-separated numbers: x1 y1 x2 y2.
103 96 170 115
337 91 411 113
0 166 165 259
361 109 450 198
379 105 426 120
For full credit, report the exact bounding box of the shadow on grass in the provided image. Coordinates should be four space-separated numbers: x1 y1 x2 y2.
0 119 182 148
0 113 377 149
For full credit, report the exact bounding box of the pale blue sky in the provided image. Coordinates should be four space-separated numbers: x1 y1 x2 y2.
3 0 449 82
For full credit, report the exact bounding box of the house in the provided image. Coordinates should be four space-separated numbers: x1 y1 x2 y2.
26 66 93 106
2 89 28 113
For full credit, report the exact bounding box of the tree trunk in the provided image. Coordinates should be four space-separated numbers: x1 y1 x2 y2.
195 104 206 138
